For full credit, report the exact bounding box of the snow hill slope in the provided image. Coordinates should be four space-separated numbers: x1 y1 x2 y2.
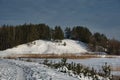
0 39 88 56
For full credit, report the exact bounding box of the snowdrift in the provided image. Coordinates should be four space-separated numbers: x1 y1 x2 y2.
0 39 88 57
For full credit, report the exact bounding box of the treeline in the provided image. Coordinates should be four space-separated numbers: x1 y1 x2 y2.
65 27 120 55
0 23 120 55
0 24 64 50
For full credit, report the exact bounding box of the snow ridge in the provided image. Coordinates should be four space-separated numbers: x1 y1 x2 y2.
0 39 87 57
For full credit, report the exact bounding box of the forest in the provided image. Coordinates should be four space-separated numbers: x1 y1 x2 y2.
0 23 120 55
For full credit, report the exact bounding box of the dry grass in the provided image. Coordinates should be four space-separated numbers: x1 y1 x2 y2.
3 53 119 59
3 54 97 59
111 66 120 71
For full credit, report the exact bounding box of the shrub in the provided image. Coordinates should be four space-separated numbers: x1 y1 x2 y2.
61 58 67 66
102 62 111 77
63 42 66 46
43 58 49 65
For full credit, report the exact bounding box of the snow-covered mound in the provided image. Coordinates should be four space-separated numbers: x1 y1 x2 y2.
0 39 87 56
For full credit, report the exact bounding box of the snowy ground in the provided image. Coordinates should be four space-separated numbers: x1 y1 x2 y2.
67 58 120 76
24 57 120 76
0 39 119 79
0 59 112 80
0 59 81 80
0 39 87 57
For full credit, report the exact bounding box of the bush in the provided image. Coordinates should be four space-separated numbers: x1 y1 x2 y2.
63 42 66 46
43 58 49 65
43 59 112 79
61 58 67 66
102 62 111 77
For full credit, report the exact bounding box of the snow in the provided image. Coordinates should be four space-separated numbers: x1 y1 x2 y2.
0 63 17 80
0 39 87 57
16 67 25 80
0 59 111 80
0 59 80 80
35 58 120 76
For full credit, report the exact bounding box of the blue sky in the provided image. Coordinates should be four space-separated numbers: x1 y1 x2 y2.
0 0 120 40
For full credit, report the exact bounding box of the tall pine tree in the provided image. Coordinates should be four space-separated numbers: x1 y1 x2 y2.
53 26 64 40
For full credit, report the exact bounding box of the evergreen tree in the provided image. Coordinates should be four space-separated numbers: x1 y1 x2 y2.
0 23 51 50
65 27 71 39
71 26 92 43
61 58 67 66
107 39 120 55
30 24 39 41
53 26 64 40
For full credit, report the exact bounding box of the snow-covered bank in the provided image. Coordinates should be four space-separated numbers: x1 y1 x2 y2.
0 60 25 80
23 57 120 76
0 59 80 80
0 59 112 80
0 39 87 57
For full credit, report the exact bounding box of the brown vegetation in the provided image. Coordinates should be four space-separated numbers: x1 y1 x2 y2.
111 66 120 71
2 53 120 59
